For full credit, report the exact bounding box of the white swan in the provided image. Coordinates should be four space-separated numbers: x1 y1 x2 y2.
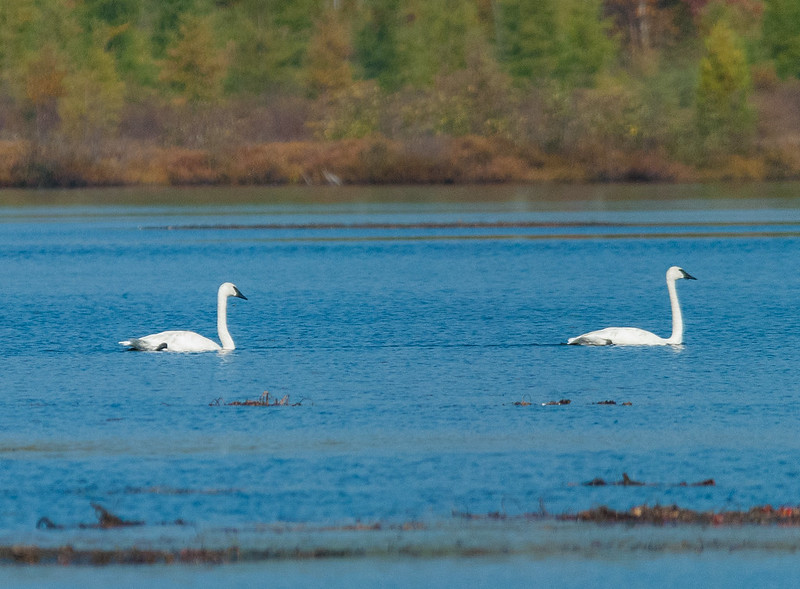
567 266 696 346
119 282 247 352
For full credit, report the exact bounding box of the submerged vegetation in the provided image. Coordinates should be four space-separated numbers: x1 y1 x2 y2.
2 1 800 186
15 498 800 565
210 390 303 406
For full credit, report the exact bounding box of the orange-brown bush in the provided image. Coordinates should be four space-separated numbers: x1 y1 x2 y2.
0 141 26 185
4 131 800 187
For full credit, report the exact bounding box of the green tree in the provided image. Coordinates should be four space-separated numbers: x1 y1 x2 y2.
1 0 81 100
0 0 38 97
495 0 615 86
695 20 753 154
763 0 800 78
148 0 210 58
81 0 139 27
221 0 322 94
555 0 617 86
495 0 559 81
79 0 159 87
306 9 354 96
59 42 125 146
393 0 485 88
354 0 403 90
160 14 228 103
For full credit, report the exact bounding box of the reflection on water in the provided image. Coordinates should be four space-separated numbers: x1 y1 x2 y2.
3 184 800 582
4 180 800 211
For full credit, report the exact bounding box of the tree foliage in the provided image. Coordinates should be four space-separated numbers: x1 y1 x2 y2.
59 42 125 145
354 0 404 90
763 0 800 78
1 0 800 176
221 0 322 94
495 0 560 81
306 9 354 97
160 14 227 103
696 19 754 154
495 0 617 87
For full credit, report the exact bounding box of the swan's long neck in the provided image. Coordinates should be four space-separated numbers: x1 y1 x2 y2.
665 277 683 345
217 292 235 350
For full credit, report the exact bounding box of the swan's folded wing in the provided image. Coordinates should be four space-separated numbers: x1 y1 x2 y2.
119 331 220 352
568 333 613 346
119 335 168 351
569 327 667 346
160 331 221 352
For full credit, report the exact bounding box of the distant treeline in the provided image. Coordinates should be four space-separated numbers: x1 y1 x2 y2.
1 0 800 186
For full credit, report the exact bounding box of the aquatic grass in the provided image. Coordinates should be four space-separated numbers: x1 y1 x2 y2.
209 391 304 407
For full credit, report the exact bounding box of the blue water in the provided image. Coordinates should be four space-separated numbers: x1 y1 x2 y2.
3 184 800 584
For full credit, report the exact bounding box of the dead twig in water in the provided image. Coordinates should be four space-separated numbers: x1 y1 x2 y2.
581 472 715 487
37 504 144 531
85 504 144 529
510 398 632 407
223 391 303 407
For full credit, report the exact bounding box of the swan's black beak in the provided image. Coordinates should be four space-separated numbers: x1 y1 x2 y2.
681 270 697 280
234 287 248 300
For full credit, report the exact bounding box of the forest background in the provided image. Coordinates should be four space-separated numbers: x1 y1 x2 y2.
1 0 799 187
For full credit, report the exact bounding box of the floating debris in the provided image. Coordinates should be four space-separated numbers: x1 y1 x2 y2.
88 503 144 529
510 398 631 407
584 472 644 486
210 391 303 407
455 502 800 527
568 503 800 526
581 473 715 487
453 510 512 521
35 517 61 530
37 504 144 531
681 479 716 486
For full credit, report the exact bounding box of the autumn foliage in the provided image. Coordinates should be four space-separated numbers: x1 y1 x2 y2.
1 1 800 186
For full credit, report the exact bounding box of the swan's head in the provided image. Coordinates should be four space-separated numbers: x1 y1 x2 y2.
219 282 248 300
667 266 696 281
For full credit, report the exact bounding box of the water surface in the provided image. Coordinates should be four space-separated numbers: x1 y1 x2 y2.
3 183 800 585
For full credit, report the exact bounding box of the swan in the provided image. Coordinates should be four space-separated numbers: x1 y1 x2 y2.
119 282 247 352
567 266 696 346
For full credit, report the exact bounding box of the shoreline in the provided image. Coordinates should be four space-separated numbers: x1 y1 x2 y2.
2 136 800 189
7 503 800 566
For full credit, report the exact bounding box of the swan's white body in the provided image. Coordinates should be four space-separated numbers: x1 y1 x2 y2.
120 282 247 352
568 266 696 346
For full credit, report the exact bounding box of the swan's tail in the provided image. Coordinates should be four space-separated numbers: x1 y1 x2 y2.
119 338 163 351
